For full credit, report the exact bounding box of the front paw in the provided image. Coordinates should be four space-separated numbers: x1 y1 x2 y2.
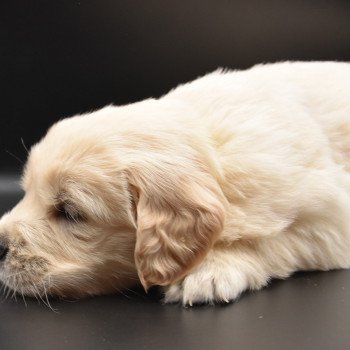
163 263 252 306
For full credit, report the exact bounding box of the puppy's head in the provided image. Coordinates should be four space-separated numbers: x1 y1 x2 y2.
0 107 226 299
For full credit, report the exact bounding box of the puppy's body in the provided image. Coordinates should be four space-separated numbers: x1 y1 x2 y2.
1 61 350 305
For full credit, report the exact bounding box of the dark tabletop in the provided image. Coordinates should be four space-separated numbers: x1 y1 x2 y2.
0 176 349 350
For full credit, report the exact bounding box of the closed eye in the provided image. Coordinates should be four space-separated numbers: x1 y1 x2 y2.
56 204 85 223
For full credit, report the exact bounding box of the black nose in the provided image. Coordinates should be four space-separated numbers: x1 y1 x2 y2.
0 244 9 261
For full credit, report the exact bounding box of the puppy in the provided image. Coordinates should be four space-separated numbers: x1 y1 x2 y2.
1 61 350 306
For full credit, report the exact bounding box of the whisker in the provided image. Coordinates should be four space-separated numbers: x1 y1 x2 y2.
11 288 18 302
0 283 6 295
20 137 29 154
5 150 24 165
5 285 13 300
0 284 7 302
123 287 143 296
30 283 54 312
117 289 131 299
1 285 8 302
21 290 28 308
42 280 58 313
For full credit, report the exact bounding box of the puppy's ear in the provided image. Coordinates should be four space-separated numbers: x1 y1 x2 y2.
128 167 226 290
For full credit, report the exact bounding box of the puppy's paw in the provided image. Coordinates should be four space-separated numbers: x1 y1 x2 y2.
163 260 253 306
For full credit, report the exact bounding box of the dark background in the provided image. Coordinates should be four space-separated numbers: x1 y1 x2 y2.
1 0 350 173
1 2 350 349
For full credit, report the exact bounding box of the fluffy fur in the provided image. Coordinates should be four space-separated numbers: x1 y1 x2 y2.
1 61 350 305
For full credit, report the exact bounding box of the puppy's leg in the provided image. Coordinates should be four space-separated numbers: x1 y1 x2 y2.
163 174 350 306
163 212 350 306
163 243 270 306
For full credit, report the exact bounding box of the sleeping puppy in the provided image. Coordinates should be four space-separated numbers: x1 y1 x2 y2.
1 61 350 306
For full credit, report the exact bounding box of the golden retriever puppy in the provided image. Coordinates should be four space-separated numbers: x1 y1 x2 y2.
1 61 350 305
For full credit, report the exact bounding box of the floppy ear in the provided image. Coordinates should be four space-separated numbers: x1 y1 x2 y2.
128 167 226 290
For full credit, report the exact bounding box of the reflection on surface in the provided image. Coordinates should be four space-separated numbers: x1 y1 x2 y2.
0 175 22 194
0 175 23 215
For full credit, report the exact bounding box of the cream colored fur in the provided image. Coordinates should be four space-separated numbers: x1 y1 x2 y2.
1 61 350 305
